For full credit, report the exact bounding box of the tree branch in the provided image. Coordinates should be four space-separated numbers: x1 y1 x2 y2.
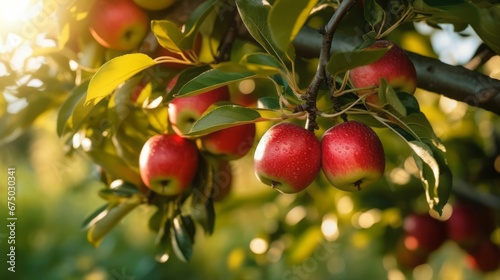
293 26 500 115
155 0 500 115
302 0 357 131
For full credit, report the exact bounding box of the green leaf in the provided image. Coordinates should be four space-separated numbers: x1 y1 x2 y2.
426 139 453 214
398 92 421 115
57 80 90 136
215 61 280 77
187 105 282 137
241 52 285 70
151 20 185 52
257 96 281 109
87 148 143 186
235 0 289 65
363 0 385 27
149 207 164 233
403 112 444 145
87 196 142 247
327 47 390 76
107 76 142 126
176 69 256 97
268 0 318 51
348 113 387 128
378 79 407 116
183 0 216 41
472 6 500 55
408 141 441 212
81 204 108 231
171 215 195 262
86 53 157 106
190 157 217 235
154 218 172 262
165 65 212 99
98 180 141 203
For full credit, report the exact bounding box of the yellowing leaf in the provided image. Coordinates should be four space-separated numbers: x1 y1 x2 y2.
86 53 157 106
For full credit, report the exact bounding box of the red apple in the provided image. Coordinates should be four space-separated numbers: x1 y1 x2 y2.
446 203 483 249
349 40 417 105
139 134 199 195
167 76 230 136
466 239 500 272
403 213 446 253
321 121 385 191
88 0 149 51
395 237 430 270
157 32 202 70
201 123 256 160
253 122 322 194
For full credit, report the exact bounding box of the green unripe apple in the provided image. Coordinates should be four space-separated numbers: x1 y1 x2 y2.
321 121 385 191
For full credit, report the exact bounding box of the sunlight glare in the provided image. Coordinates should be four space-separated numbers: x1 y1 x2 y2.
0 0 32 22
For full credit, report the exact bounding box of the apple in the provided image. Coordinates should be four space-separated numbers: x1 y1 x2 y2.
201 123 256 160
212 160 233 201
321 121 385 191
139 134 199 196
349 40 417 105
157 32 202 70
466 239 500 272
88 0 149 51
395 237 430 270
167 76 230 136
253 122 322 194
446 203 483 249
403 213 446 252
133 0 175 11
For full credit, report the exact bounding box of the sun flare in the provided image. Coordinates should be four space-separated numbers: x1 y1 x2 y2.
0 0 33 23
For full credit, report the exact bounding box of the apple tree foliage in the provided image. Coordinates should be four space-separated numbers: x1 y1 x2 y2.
1 0 500 268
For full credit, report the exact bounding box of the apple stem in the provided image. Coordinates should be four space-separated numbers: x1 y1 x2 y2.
354 180 362 191
271 181 280 189
301 0 357 132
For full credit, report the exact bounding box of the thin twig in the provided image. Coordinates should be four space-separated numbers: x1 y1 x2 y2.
303 0 358 131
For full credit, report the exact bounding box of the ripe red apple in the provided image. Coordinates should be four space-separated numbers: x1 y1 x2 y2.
157 32 202 70
446 203 483 249
201 123 256 160
212 160 233 201
349 40 417 105
253 122 322 194
139 134 199 195
395 237 430 270
88 0 149 51
466 239 500 272
321 121 385 191
133 0 175 10
167 76 230 136
403 213 446 253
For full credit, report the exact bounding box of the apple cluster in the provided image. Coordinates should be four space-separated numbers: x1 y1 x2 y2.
397 203 500 273
254 120 385 193
139 76 256 200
